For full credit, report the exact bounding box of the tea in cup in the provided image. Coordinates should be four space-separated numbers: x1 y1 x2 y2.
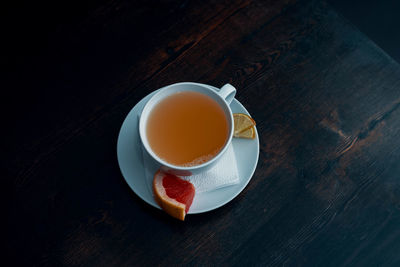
139 82 236 175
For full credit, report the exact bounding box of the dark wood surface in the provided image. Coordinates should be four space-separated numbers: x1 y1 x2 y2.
327 0 400 63
5 0 400 266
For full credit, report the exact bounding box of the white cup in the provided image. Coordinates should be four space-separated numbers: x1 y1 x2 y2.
139 82 236 176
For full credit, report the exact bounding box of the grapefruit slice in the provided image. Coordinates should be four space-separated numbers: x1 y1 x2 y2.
153 170 195 221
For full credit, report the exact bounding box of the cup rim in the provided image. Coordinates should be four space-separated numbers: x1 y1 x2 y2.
138 82 234 171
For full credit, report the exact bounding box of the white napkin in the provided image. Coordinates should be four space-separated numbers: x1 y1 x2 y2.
141 143 240 194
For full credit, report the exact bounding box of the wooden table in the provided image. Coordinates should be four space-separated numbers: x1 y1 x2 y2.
6 0 400 265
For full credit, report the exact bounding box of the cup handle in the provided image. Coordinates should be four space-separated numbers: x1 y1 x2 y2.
218 84 236 104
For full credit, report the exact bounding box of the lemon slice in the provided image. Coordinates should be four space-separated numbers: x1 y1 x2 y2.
234 126 255 139
233 113 256 137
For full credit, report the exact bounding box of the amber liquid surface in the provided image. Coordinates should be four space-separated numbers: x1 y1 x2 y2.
146 91 229 166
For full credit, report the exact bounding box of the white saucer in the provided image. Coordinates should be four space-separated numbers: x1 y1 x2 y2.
117 84 259 213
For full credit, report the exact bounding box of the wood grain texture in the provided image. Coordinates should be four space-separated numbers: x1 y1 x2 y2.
5 0 400 266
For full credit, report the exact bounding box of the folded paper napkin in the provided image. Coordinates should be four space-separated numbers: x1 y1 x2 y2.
139 140 239 195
